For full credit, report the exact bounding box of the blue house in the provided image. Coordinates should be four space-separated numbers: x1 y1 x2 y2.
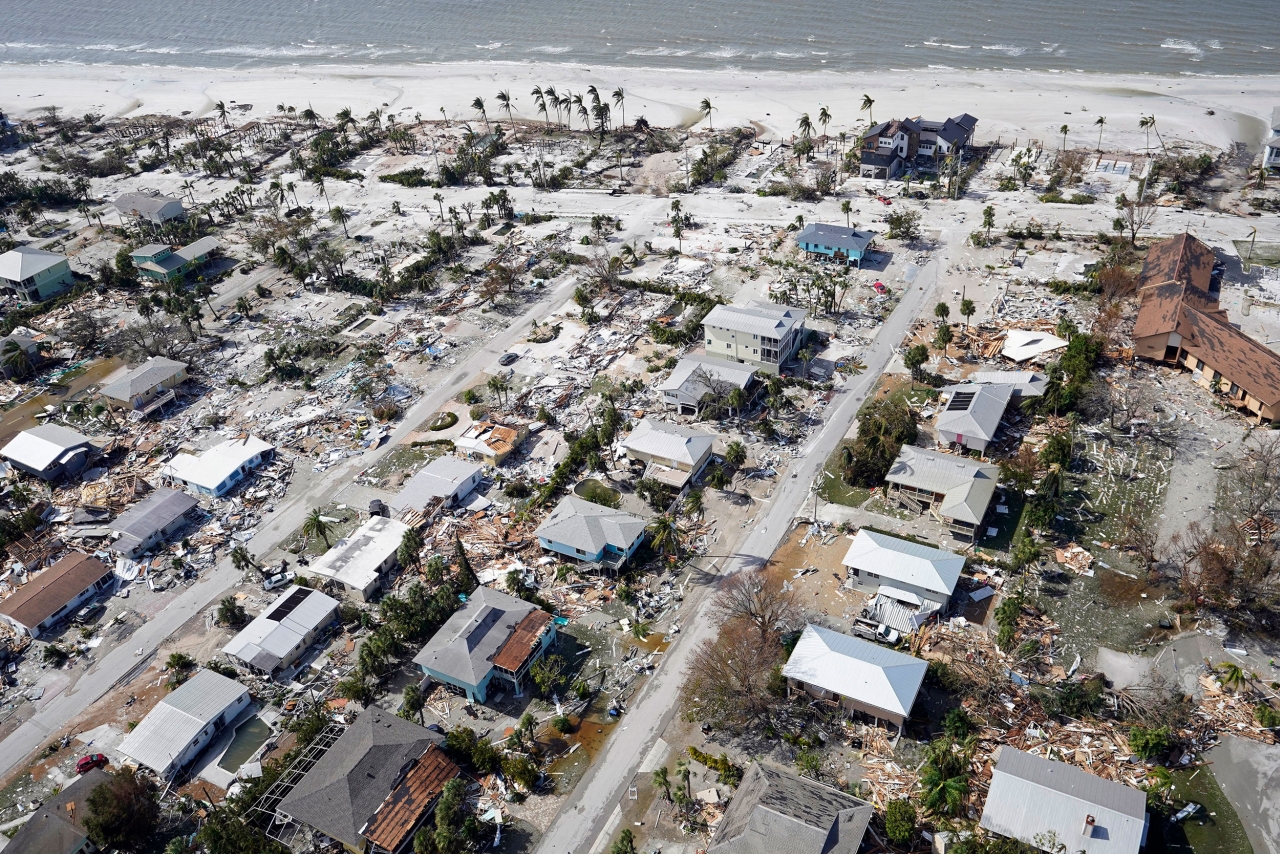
795 223 876 268
535 495 647 570
412 587 556 703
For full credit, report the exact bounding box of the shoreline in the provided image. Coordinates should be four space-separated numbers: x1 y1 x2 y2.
3 61 1279 152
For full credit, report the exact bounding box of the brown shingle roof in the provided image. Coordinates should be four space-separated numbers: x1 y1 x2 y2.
1133 233 1219 339
492 609 554 673
1178 308 1280 408
361 744 459 852
0 553 110 630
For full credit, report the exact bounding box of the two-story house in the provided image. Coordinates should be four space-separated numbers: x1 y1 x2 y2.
702 302 807 375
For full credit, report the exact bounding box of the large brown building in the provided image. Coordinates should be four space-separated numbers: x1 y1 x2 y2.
1133 233 1280 423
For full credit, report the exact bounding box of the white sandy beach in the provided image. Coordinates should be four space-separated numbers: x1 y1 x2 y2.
2 62 1278 154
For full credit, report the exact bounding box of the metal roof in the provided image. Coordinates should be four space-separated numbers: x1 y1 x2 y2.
980 747 1148 854
708 762 873 854
223 586 340 673
795 224 876 254
110 487 197 542
935 383 1013 444
841 530 964 598
534 494 647 554
621 418 714 467
657 355 755 400
413 586 540 687
781 625 927 718
160 435 273 492
703 302 807 339
1001 329 1069 362
118 669 249 775
0 424 93 472
391 457 481 511
99 357 186 402
308 516 409 591
884 446 999 525
0 246 67 283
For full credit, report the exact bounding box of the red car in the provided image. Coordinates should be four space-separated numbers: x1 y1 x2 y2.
76 754 108 774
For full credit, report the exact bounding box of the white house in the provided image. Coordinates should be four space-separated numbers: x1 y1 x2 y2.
159 435 274 497
935 383 1014 453
702 302 807 375
782 624 928 729
308 515 410 601
0 246 76 302
118 669 250 779
223 586 340 677
657 355 756 416
391 456 483 511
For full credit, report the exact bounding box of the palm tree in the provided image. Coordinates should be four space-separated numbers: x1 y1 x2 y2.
303 508 332 548
1094 116 1106 151
1 340 32 379
797 113 814 140
818 105 832 141
329 206 351 238
472 97 489 132
646 513 682 557
612 88 626 130
860 94 875 127
652 766 672 801
699 98 715 133
496 90 515 126
841 199 852 227
1060 124 1069 151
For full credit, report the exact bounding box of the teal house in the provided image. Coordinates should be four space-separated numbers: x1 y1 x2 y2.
795 224 875 268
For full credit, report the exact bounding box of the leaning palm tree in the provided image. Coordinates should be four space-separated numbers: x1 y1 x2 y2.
699 98 715 133
1094 115 1106 151
612 87 626 130
860 94 875 126
472 97 489 132
329 205 351 238
303 508 332 548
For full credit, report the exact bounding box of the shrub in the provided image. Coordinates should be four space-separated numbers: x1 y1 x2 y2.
885 799 916 844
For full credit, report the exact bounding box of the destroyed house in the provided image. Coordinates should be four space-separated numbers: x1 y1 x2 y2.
620 418 714 488
795 224 876 268
223 585 339 677
707 762 874 854
883 446 998 541
413 586 556 704
1133 232 1280 423
308 515 410 601
657 355 756 415
98 356 187 413
702 302 807 375
782 624 927 729
108 487 198 558
0 424 96 480
159 434 274 497
275 712 456 854
118 668 250 779
0 552 113 639
935 383 1014 453
980 747 1149 854
113 192 185 224
391 456 482 511
535 494 646 569
454 420 524 466
6 766 110 854
842 529 963 623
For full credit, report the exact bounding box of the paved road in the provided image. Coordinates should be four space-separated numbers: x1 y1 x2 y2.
0 276 580 784
534 237 946 854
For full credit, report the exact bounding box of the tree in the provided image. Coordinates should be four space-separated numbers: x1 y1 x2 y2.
329 205 351 238
860 94 875 127
1094 115 1107 151
302 508 331 548
85 769 159 853
710 572 802 646
903 343 929 383
885 799 916 844
217 596 247 627
841 199 852 227
960 297 976 327
652 766 672 801
699 98 715 133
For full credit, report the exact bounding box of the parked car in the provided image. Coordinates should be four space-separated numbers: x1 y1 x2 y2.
499 352 519 366
74 602 105 625
264 571 296 591
76 754 108 774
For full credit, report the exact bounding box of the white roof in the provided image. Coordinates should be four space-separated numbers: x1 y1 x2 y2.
884 446 999 525
0 246 67 282
782 625 927 718
703 302 807 338
841 530 964 598
657 355 755 399
968 371 1047 397
118 669 248 775
392 457 482 510
223 586 339 673
160 435 273 492
1001 329 1068 363
935 384 1013 443
621 418 715 467
308 516 409 591
0 425 93 471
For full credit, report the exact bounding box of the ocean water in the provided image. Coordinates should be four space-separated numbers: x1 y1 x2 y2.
2 0 1278 75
